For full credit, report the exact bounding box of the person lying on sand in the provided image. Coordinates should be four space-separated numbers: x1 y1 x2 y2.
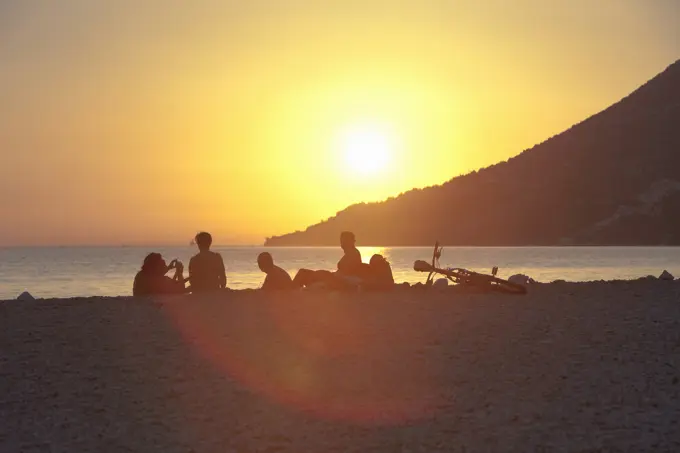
292 253 394 291
133 253 188 296
292 231 363 288
257 252 294 291
291 230 394 291
189 232 227 293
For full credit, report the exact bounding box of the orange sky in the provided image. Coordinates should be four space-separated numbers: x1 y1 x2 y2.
1 0 678 245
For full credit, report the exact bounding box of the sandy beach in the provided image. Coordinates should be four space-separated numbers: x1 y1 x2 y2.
2 281 680 452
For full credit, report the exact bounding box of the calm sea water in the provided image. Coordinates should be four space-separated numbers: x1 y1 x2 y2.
1 246 679 300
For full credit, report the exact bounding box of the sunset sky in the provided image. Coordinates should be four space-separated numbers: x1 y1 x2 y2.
1 0 679 246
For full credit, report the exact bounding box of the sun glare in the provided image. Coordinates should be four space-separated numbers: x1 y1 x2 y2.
341 125 391 175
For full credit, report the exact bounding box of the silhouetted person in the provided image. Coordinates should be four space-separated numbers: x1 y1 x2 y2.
133 253 187 296
293 231 366 289
189 232 227 293
257 252 294 291
337 231 363 276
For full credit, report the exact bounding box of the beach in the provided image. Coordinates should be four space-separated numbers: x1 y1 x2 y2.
2 281 680 452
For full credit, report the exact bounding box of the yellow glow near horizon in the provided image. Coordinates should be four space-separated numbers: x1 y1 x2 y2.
0 1 678 245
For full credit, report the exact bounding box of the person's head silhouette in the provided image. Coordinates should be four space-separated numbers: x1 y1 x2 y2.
142 253 166 275
257 252 274 273
195 232 212 252
340 231 355 251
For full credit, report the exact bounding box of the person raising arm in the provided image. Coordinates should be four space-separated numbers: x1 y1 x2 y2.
133 253 187 296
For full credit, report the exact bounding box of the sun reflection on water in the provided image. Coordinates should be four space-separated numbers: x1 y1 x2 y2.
357 246 388 263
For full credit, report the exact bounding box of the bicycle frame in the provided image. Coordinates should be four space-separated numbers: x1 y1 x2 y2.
414 241 526 294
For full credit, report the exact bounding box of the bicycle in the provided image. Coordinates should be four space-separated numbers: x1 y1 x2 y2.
413 241 527 294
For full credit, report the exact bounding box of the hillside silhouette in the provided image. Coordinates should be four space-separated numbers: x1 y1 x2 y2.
266 60 680 246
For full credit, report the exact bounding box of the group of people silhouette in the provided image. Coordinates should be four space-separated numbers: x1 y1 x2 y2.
132 231 394 296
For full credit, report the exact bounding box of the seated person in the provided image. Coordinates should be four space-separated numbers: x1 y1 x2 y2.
337 231 363 276
293 230 364 289
133 253 187 296
293 255 394 291
189 232 227 293
257 252 294 291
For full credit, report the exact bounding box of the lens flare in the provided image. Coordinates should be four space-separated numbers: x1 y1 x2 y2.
161 292 441 425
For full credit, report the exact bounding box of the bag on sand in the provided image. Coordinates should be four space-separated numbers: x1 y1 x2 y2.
363 254 394 290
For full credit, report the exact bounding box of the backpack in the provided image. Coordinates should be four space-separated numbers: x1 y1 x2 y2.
368 254 394 289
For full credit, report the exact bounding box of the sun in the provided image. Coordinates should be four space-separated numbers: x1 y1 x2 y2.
341 125 391 175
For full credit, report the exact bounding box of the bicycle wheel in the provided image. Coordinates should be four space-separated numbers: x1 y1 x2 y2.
462 271 527 294
486 276 527 294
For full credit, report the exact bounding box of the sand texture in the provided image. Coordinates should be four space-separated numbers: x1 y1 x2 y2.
2 281 680 452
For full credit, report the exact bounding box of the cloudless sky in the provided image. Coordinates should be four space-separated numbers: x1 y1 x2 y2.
1 0 678 245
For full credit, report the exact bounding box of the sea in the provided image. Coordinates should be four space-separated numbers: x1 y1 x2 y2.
0 246 680 300
1 246 679 300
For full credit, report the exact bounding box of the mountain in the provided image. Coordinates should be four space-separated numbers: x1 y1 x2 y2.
265 60 680 246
